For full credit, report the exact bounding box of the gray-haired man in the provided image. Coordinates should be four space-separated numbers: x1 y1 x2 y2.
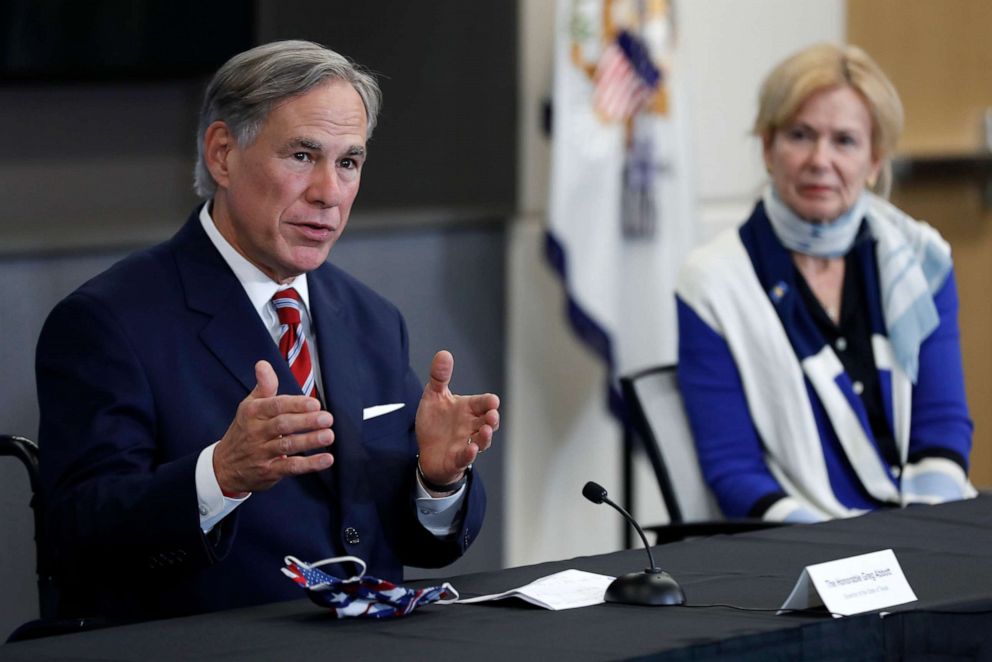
37 40 498 621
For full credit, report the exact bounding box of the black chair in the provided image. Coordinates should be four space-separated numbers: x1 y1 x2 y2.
1 434 102 642
620 366 783 544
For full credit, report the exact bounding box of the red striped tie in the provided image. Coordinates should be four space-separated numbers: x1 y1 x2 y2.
271 288 318 398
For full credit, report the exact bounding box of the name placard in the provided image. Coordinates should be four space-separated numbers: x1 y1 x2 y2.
779 549 916 617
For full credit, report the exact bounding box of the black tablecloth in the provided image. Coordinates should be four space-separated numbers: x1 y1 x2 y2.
3 497 992 661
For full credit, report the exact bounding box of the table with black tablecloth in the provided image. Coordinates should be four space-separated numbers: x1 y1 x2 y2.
3 497 991 661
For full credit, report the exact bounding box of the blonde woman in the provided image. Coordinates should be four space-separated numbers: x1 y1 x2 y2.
676 43 975 523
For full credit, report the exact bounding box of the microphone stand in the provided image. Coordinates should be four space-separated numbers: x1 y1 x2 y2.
583 481 685 606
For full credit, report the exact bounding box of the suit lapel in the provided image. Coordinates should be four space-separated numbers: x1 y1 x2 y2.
172 215 366 512
307 268 370 509
172 215 299 396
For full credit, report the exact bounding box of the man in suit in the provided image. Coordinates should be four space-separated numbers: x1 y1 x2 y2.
36 40 500 622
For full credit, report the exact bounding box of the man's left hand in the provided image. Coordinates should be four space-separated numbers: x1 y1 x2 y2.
415 350 500 487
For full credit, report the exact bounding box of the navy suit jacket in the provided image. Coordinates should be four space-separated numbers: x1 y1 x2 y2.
36 210 485 621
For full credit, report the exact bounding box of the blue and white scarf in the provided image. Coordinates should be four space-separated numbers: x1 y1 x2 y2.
763 186 951 382
676 205 974 520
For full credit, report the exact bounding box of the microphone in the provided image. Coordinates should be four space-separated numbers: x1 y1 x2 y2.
582 481 685 606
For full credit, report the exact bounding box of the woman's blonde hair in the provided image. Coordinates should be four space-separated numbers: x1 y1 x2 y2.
754 43 904 197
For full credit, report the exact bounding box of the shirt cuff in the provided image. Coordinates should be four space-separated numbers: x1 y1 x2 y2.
763 496 823 523
414 470 467 537
901 456 977 505
196 442 250 533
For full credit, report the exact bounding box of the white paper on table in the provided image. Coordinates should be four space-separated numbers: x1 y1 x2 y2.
456 569 615 610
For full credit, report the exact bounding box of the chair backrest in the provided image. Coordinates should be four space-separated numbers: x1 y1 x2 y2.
0 435 56 620
620 365 722 524
1 435 107 642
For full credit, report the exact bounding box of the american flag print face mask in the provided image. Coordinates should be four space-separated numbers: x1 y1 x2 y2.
282 555 459 619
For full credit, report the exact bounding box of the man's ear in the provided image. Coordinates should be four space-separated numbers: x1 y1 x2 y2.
203 121 236 189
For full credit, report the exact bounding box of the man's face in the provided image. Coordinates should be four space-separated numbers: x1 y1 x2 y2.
209 79 368 283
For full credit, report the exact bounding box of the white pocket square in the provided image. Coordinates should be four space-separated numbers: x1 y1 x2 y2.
362 403 405 420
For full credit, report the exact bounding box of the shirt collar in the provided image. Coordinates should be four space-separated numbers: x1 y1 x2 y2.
198 201 311 317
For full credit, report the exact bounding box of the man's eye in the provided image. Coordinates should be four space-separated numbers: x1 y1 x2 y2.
293 152 312 162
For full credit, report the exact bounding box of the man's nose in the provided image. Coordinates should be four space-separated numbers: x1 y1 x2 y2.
306 164 341 208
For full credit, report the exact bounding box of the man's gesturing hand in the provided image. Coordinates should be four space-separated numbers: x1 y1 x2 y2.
213 360 334 495
415 350 500 487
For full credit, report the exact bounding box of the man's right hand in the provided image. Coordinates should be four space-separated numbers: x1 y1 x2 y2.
213 360 334 495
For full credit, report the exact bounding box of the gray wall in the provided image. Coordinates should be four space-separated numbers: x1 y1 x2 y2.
0 221 506 638
0 0 517 250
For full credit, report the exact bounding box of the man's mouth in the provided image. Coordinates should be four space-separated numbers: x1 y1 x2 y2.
290 221 336 241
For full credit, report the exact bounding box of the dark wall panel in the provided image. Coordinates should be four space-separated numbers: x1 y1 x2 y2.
258 0 518 211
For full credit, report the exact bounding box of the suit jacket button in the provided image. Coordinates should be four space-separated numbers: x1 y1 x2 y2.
344 527 360 545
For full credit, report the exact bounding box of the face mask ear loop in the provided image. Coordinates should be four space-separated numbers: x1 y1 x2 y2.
284 554 368 582
434 582 460 604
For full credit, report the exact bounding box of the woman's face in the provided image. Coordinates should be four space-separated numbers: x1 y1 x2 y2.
763 85 881 222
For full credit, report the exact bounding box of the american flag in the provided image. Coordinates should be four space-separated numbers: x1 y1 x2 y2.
593 30 661 122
